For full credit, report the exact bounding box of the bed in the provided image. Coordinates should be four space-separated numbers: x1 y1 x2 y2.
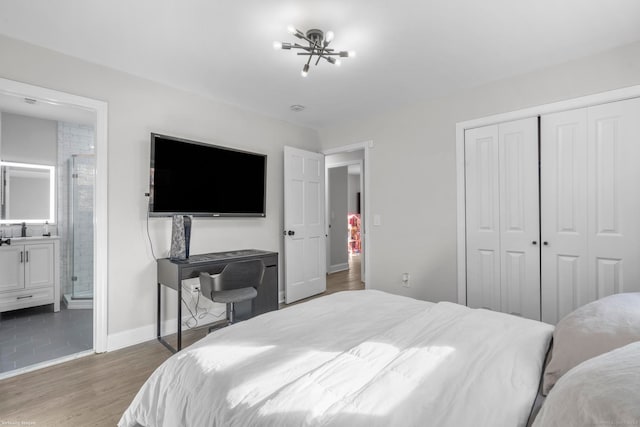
119 290 554 426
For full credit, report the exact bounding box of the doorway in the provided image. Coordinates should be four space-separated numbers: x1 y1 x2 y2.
325 147 367 288
0 78 107 378
283 142 371 304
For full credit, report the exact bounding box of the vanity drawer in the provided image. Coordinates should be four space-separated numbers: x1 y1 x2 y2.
0 287 54 313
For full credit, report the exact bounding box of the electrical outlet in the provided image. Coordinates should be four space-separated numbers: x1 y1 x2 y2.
182 278 200 293
402 272 410 288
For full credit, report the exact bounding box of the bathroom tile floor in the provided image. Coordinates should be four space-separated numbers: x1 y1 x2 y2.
0 304 92 374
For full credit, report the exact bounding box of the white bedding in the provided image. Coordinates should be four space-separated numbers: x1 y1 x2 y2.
119 290 553 427
533 341 640 427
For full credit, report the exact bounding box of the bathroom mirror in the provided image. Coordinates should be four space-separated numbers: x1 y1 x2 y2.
0 161 55 224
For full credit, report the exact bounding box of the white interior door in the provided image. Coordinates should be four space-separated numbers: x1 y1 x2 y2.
466 118 539 319
541 97 640 324
465 125 501 311
284 146 327 303
586 98 640 300
498 118 540 319
540 108 589 324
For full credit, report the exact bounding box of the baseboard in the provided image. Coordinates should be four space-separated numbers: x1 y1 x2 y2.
107 320 173 352
279 290 285 303
106 313 222 352
328 262 349 274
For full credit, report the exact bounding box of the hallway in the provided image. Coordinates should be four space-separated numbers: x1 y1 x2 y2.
326 254 364 295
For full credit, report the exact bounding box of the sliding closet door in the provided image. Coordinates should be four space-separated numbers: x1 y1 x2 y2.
541 97 640 324
498 118 540 320
465 118 540 319
540 109 589 324
465 125 501 311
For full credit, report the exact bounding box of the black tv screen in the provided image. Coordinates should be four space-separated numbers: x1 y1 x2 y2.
149 133 266 217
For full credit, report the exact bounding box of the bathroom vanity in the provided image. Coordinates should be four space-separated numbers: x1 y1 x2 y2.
0 236 60 313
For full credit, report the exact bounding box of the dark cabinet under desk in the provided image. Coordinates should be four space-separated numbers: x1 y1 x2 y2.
157 249 278 353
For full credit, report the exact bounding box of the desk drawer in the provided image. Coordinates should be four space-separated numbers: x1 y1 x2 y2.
182 254 278 279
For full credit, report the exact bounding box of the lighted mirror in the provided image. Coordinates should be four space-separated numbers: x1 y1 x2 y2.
0 161 55 224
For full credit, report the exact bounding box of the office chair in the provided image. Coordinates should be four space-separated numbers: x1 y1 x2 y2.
199 259 265 331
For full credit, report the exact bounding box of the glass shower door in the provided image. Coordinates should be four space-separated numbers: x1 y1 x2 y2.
69 154 95 300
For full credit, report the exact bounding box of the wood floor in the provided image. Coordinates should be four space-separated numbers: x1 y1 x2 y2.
0 256 364 426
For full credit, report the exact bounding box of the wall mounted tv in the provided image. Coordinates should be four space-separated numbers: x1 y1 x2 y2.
149 133 267 217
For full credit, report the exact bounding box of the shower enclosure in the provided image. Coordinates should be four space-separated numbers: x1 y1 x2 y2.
63 154 95 309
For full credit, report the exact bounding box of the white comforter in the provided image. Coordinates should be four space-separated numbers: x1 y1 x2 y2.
119 290 553 427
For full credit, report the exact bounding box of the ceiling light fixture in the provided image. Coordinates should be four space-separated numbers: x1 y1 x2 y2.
274 26 355 77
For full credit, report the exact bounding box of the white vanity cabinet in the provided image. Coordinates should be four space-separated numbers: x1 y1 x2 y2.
0 237 60 313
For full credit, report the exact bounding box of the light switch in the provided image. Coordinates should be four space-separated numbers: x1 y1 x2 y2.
373 214 382 226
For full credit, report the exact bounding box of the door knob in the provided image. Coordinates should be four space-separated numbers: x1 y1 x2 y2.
532 241 537 245
288 230 295 236
543 241 549 246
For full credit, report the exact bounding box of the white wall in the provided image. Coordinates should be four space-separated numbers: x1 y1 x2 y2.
1 112 57 164
348 173 360 214
0 34 320 339
318 40 640 304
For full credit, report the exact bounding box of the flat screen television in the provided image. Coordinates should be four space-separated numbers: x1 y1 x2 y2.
149 133 267 217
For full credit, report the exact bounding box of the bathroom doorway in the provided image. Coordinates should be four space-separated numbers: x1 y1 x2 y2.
0 78 107 378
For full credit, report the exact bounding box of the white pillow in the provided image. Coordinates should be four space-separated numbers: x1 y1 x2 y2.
533 341 640 427
542 292 640 394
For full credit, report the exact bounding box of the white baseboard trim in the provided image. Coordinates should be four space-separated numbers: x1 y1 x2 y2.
328 263 349 274
279 290 285 303
107 315 211 352
107 321 166 352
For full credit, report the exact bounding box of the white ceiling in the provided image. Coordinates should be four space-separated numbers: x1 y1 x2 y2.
1 0 639 129
0 92 96 125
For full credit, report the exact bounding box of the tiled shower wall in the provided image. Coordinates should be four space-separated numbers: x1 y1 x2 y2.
57 122 95 297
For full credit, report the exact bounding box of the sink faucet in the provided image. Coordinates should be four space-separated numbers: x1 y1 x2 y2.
21 222 27 237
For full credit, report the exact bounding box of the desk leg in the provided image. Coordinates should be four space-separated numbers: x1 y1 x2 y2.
157 282 178 354
157 282 161 340
177 284 182 351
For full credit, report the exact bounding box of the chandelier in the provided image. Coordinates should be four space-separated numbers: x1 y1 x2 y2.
273 25 355 77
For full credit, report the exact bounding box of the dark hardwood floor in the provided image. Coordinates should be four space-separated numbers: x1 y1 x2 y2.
0 256 364 426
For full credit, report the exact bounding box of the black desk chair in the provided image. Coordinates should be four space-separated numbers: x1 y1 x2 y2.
199 259 265 331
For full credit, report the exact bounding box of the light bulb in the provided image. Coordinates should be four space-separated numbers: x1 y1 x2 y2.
301 64 309 77
348 50 356 58
273 41 282 50
335 59 342 66
287 24 297 35
325 31 334 43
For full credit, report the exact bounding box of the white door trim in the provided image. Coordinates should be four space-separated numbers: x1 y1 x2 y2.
322 140 373 287
0 77 108 353
456 84 640 306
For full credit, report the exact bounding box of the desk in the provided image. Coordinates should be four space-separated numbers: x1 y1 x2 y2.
157 249 278 353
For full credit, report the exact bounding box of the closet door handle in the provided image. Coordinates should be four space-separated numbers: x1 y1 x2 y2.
20 251 23 263
532 241 537 245
25 250 29 263
543 241 549 246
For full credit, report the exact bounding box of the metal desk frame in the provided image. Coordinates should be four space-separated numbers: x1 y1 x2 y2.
156 249 278 353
